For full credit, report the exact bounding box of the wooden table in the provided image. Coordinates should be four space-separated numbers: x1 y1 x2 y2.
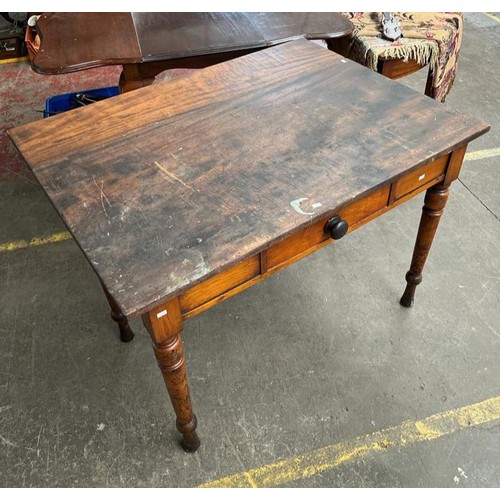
31 12 352 92
9 40 489 452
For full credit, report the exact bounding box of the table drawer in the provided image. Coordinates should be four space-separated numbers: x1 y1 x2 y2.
267 185 390 270
393 155 448 201
0 35 26 60
179 255 260 314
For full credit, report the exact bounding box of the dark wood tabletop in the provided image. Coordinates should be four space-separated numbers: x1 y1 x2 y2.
31 12 353 74
10 40 489 318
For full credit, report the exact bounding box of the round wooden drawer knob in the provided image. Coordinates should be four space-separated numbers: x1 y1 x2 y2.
325 215 348 240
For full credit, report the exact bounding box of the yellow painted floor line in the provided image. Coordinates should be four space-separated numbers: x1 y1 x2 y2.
464 146 500 162
484 12 500 23
197 395 500 488
0 231 72 252
0 56 29 65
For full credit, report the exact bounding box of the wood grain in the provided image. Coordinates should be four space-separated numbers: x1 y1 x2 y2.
377 58 425 79
180 157 456 320
142 299 200 451
444 145 468 185
9 40 489 318
267 186 390 270
32 13 141 74
179 256 260 314
392 154 449 201
118 48 261 92
400 184 450 307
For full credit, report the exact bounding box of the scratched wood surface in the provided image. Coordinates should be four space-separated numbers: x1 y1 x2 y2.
32 12 352 74
10 40 489 317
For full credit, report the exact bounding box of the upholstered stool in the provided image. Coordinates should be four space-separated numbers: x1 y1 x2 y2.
327 12 464 102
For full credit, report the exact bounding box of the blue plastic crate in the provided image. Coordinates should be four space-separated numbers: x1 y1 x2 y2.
44 86 119 118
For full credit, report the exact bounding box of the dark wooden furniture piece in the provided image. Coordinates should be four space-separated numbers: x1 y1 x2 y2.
0 27 27 60
9 40 489 452
31 12 352 92
376 57 434 99
327 36 435 98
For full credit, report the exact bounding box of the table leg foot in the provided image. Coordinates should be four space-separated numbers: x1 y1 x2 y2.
400 291 414 308
178 416 201 452
143 298 200 453
400 271 422 307
400 184 450 307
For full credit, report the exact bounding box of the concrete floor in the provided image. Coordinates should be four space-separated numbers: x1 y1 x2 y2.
0 13 499 487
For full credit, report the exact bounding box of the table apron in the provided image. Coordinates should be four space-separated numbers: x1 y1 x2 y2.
179 149 457 320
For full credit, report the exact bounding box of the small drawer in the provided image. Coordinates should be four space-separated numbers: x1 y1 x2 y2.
267 185 390 270
393 155 448 201
179 255 260 314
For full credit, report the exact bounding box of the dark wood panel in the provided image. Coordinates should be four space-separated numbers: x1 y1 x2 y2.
240 12 353 43
378 58 425 79
135 12 352 61
31 12 352 74
10 40 489 318
32 13 141 74
133 12 265 60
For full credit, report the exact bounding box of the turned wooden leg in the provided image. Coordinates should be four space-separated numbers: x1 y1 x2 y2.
142 298 200 452
400 183 450 307
101 281 135 342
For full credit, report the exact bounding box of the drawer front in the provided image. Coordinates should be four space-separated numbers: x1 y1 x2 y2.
393 155 449 201
267 185 390 270
0 36 24 59
179 255 260 314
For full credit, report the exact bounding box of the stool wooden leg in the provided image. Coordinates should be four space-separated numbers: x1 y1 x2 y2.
424 64 435 99
142 298 200 452
400 183 450 307
101 282 134 342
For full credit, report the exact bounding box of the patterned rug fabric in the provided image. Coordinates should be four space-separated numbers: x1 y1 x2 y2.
339 12 463 102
